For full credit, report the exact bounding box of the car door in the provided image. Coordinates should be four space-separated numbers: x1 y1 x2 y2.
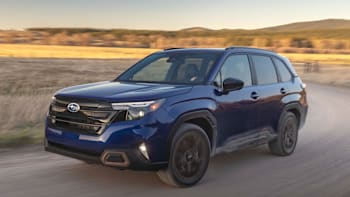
214 54 261 146
272 56 295 126
250 54 282 132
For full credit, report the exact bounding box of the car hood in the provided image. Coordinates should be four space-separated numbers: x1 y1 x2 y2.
55 81 192 102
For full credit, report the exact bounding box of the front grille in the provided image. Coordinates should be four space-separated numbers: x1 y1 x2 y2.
48 97 125 135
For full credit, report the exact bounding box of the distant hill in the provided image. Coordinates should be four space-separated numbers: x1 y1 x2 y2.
2 18 350 51
24 18 350 33
180 27 213 32
260 19 350 31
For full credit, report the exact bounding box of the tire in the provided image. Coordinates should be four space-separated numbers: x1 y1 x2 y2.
269 112 299 156
157 123 211 187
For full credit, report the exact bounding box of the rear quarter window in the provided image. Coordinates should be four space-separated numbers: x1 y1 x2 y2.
273 57 292 82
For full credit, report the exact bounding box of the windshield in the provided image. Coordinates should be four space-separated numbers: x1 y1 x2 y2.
116 52 222 85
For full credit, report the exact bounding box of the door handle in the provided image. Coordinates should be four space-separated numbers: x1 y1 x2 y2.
251 91 259 100
280 88 287 94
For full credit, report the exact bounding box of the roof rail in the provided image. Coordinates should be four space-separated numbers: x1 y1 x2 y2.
225 46 274 53
163 48 183 51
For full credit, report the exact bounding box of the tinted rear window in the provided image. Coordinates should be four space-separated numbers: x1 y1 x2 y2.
251 55 278 85
273 58 292 82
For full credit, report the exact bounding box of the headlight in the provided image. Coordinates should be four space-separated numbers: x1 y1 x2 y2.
48 96 56 116
111 99 164 120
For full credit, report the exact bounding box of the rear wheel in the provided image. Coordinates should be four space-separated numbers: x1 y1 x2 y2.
269 112 299 156
157 123 211 187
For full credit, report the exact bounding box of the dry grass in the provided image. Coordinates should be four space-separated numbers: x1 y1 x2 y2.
282 53 350 65
1 44 350 65
0 95 49 146
0 44 159 59
0 58 137 95
0 95 50 131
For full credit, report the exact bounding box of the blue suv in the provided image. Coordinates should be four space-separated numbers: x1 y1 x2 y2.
45 47 308 187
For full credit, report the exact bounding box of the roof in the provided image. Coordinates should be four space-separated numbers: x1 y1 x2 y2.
163 48 225 53
160 47 285 60
163 46 276 55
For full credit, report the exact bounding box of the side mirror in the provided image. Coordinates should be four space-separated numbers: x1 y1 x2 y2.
223 78 244 93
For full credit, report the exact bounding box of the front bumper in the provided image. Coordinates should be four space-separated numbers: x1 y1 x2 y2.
44 138 167 170
44 111 172 170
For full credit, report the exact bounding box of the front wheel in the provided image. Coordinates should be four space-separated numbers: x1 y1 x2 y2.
157 123 211 187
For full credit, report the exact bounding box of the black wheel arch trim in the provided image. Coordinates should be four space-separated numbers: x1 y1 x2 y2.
167 110 218 157
280 102 307 130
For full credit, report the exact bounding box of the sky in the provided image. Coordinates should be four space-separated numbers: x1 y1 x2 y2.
1 0 350 30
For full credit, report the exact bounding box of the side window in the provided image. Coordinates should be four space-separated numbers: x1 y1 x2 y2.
251 55 278 85
274 58 292 82
219 55 252 87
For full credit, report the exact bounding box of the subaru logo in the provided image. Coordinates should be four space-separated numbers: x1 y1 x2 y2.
67 103 80 113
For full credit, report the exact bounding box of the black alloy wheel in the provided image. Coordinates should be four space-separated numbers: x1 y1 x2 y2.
157 123 211 187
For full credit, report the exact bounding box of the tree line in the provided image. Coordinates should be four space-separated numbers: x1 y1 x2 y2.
1 28 350 53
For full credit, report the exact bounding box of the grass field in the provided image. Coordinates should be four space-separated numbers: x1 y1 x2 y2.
282 53 350 65
1 44 350 65
0 44 158 59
